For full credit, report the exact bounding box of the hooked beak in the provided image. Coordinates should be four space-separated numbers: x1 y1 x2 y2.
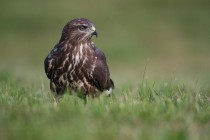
92 30 98 38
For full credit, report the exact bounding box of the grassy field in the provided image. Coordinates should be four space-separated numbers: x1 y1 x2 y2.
0 0 210 140
0 71 209 140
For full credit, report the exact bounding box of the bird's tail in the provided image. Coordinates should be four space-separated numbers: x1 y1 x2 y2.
109 78 114 89
105 79 114 96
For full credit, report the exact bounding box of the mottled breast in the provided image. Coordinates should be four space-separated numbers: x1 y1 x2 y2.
58 42 96 92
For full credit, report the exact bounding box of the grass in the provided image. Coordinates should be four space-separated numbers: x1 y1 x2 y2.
0 71 209 140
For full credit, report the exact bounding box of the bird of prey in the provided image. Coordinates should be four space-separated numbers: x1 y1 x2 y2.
44 18 114 100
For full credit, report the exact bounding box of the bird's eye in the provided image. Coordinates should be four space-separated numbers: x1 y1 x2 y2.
79 25 87 31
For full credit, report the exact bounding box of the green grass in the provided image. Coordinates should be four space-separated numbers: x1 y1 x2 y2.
0 71 209 140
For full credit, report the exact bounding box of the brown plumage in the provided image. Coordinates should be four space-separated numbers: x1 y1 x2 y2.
44 18 114 99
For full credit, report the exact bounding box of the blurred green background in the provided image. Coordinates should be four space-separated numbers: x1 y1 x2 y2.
0 0 210 86
1 1 210 140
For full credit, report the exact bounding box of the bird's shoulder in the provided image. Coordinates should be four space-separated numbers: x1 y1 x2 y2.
45 44 60 62
92 44 106 62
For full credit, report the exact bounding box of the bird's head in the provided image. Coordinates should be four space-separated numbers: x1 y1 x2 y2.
60 18 98 43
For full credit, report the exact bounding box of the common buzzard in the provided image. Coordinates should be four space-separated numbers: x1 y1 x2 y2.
44 18 114 100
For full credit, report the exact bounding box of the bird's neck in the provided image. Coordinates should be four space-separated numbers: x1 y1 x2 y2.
70 39 94 47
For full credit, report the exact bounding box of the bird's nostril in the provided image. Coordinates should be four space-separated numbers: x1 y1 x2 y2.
91 26 96 31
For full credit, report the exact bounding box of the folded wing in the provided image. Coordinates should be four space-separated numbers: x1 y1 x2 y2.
91 47 114 91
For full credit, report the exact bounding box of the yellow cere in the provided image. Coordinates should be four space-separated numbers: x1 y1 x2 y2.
91 26 96 31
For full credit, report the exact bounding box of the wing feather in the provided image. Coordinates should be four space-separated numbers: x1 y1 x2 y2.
44 44 59 79
91 47 114 91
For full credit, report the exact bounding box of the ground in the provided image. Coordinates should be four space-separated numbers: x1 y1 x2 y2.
0 70 209 140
